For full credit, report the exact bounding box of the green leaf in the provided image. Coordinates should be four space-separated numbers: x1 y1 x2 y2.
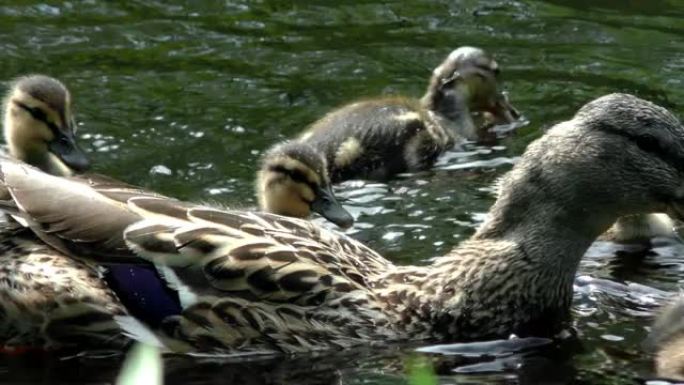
116 343 163 385
407 355 438 385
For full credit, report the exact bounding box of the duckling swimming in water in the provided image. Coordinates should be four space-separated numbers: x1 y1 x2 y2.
601 213 680 245
645 297 684 380
257 141 353 228
299 46 521 182
1 93 682 354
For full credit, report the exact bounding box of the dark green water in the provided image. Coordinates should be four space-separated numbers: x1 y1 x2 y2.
1 1 684 384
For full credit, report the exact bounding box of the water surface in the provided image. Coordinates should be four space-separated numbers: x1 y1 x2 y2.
1 0 684 384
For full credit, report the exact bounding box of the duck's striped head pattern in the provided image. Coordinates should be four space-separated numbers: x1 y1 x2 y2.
257 141 353 228
3 75 89 175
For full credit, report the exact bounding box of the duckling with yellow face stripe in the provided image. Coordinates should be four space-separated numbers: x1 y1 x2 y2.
300 46 521 182
0 75 130 349
2 75 90 176
257 141 354 228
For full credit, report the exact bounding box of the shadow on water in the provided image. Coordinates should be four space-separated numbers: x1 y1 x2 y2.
2 0 684 384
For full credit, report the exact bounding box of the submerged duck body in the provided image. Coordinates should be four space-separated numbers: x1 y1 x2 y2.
2 93 683 354
299 47 520 182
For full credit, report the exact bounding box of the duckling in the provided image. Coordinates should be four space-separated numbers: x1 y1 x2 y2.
2 74 89 176
1 93 682 354
257 141 353 228
645 297 684 380
299 46 521 182
600 214 680 245
0 75 128 349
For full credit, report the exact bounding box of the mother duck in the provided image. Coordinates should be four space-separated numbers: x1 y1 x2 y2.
1 93 682 353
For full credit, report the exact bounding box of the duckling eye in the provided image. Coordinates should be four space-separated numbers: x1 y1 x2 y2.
268 165 318 191
635 135 661 154
15 101 52 126
483 63 501 77
29 107 47 122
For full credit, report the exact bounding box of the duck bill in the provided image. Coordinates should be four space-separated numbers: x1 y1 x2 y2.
311 185 354 229
487 92 521 125
48 132 90 172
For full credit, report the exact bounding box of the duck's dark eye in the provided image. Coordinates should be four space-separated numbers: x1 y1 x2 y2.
635 135 661 154
267 165 318 191
29 107 47 122
14 101 47 123
476 64 497 76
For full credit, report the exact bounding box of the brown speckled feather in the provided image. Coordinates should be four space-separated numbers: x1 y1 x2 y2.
0 160 403 352
0 220 128 348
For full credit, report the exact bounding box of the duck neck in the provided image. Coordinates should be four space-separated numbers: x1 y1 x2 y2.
420 83 476 141
473 185 609 274
425 153 624 340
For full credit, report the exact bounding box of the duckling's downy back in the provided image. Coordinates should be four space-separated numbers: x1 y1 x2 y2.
298 46 521 182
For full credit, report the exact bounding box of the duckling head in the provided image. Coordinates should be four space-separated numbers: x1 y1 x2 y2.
645 297 684 381
257 142 354 228
422 46 520 140
2 74 89 176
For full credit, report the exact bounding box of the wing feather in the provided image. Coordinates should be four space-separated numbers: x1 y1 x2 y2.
122 200 395 307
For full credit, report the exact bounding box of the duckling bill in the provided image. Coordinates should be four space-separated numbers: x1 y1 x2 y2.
299 46 522 182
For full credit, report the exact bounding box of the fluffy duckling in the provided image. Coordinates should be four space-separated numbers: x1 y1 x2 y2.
2 74 89 176
0 75 129 349
257 141 354 228
601 214 680 244
645 297 684 380
1 94 683 354
299 46 521 182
